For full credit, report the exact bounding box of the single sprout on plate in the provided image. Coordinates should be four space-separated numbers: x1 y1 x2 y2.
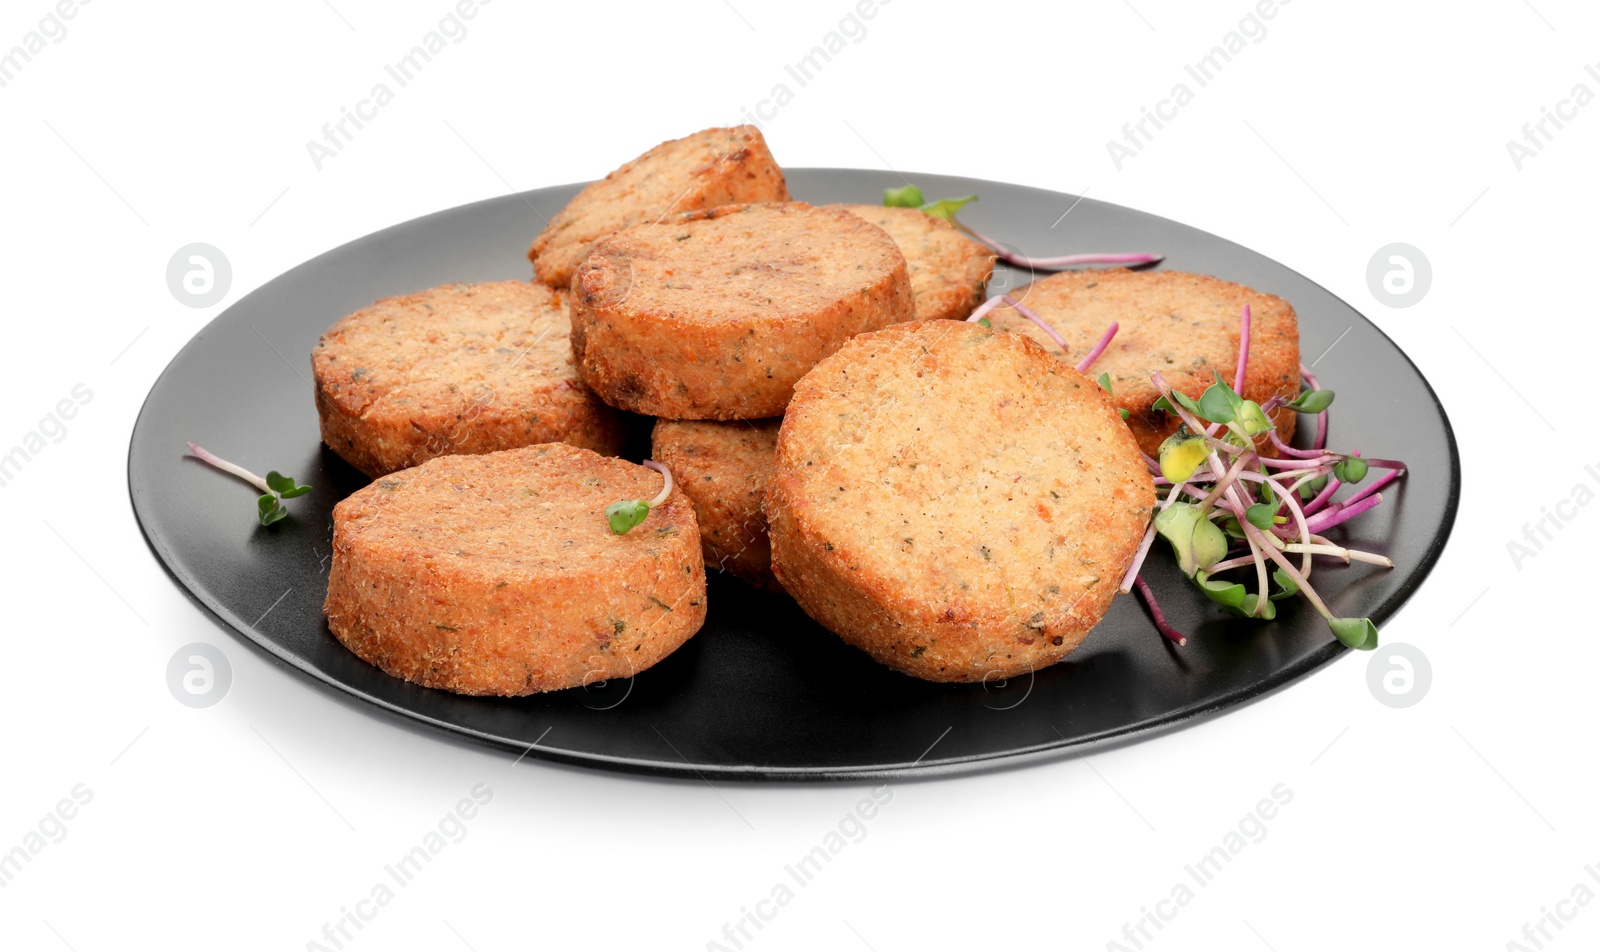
882 184 1162 271
186 442 312 526
605 460 674 535
1116 305 1406 652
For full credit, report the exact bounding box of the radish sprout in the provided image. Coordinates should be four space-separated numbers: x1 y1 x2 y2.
606 460 676 535
186 442 313 526
883 185 1162 273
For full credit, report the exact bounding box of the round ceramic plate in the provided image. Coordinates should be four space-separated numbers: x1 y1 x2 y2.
127 169 1459 781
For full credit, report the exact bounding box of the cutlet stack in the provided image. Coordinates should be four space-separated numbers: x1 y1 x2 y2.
312 123 1305 693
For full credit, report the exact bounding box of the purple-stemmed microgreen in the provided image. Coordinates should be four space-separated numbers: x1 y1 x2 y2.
959 293 1399 650
1297 364 1331 451
1076 322 1119 374
996 294 1069 349
967 295 1122 390
883 186 1162 271
605 460 674 535
1114 305 1404 650
1132 575 1187 647
186 442 312 526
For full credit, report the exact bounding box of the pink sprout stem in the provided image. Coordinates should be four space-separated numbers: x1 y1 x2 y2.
1007 251 1165 269
1001 294 1069 350
1207 554 1260 573
1304 493 1383 534
1119 477 1192 593
1075 322 1120 374
1234 305 1252 393
1268 429 1327 460
966 294 1008 324
1133 575 1187 647
1197 452 1251 513
959 225 1164 271
1342 467 1406 507
1244 522 1333 620
1241 529 1269 615
1298 366 1323 391
1301 476 1343 516
643 460 674 508
1265 476 1313 577
187 442 272 495
1258 455 1335 471
1299 364 1328 450
1284 543 1394 567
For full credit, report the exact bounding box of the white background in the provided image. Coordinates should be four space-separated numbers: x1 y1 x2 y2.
2 1 1594 949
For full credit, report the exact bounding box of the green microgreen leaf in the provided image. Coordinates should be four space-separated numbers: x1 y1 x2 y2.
1097 372 1114 395
1329 616 1379 650
1118 408 1130 421
1235 400 1273 437
1270 569 1299 601
883 184 977 221
265 470 313 498
1243 594 1277 620
258 494 288 526
1197 384 1236 424
189 444 311 527
1333 456 1369 484
1155 390 1207 417
921 194 978 222
605 499 651 535
1158 429 1211 485
1245 502 1277 530
1221 515 1248 540
1154 503 1229 577
1297 474 1328 502
882 184 925 208
1195 572 1247 609
976 316 993 328
1195 572 1276 619
1288 388 1335 413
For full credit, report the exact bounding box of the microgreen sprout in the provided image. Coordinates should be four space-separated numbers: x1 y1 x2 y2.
1075 321 1120 374
186 442 312 526
1119 305 1405 651
605 460 674 535
1099 373 1131 420
882 185 1162 271
966 294 1122 384
882 184 926 208
882 184 977 222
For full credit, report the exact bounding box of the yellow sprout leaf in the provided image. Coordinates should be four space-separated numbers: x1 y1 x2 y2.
1159 432 1211 485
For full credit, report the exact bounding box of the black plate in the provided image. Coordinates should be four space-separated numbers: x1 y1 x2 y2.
127 170 1458 781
